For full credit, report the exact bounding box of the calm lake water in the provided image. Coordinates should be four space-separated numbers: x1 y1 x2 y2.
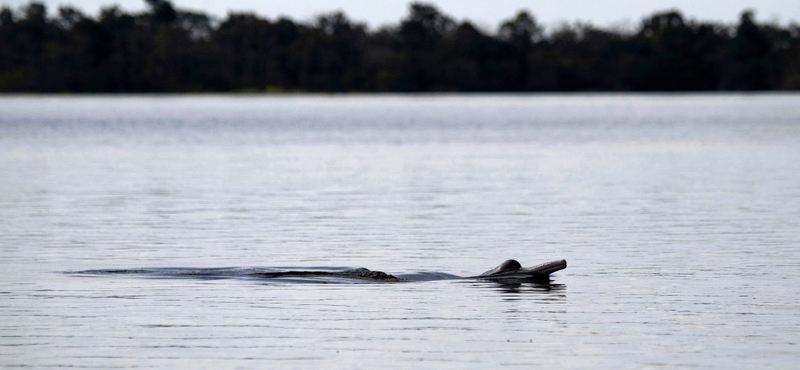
1 94 799 369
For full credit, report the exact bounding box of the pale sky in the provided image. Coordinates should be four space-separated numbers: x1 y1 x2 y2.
2 0 798 30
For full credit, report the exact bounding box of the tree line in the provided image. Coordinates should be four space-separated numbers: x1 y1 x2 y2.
1 0 799 92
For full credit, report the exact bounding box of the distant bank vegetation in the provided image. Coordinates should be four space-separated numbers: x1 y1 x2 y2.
1 0 799 92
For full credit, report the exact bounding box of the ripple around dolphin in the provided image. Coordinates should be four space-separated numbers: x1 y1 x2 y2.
69 259 567 285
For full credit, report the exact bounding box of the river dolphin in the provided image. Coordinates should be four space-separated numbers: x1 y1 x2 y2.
75 259 567 283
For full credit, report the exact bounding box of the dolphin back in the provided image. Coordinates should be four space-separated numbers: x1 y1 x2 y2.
479 259 523 276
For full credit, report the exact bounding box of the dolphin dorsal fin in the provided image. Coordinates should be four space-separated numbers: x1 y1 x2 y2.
480 259 522 276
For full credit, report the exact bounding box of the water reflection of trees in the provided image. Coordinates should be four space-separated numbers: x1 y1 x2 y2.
2 0 798 92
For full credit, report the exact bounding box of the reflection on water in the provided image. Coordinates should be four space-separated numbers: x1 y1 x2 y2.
488 281 565 295
465 280 568 303
1 95 799 369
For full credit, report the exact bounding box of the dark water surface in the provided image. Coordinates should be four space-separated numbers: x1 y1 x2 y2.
1 94 799 368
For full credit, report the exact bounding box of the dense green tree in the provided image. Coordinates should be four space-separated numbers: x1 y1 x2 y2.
630 11 726 90
497 11 542 90
721 11 779 90
778 24 800 89
0 0 798 92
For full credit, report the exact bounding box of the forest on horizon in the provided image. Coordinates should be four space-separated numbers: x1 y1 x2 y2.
1 0 799 93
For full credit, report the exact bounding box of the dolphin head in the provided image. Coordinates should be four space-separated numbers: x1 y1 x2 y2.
476 259 567 282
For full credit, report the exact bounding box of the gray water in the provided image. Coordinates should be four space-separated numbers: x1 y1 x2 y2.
1 94 799 369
